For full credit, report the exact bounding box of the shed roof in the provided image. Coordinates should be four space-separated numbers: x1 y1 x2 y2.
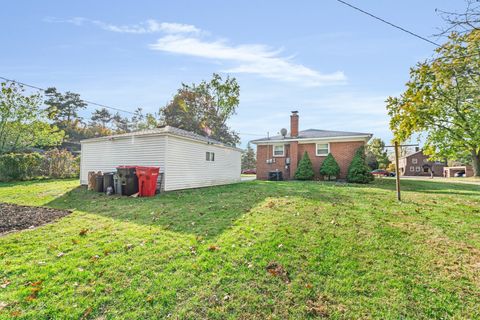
80 126 242 151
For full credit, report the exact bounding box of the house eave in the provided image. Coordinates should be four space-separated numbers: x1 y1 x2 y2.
251 134 372 145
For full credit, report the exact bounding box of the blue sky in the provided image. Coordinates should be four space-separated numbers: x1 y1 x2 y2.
0 0 464 147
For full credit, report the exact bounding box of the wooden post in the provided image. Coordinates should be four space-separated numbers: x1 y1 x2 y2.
394 141 401 201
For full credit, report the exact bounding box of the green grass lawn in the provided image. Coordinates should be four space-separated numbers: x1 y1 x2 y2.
0 178 479 319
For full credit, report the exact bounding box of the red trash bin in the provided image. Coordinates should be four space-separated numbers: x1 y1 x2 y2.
135 166 160 197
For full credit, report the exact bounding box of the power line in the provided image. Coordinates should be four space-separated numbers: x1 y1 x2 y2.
334 0 442 47
0 76 136 115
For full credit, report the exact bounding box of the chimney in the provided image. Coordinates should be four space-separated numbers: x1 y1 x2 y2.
290 111 299 138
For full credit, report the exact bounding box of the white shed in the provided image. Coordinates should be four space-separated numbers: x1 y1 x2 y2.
80 126 242 191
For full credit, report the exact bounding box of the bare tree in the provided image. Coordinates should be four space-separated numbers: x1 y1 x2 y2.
437 0 480 35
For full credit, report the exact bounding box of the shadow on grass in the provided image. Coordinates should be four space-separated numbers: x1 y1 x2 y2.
355 178 480 197
45 181 349 239
43 178 478 239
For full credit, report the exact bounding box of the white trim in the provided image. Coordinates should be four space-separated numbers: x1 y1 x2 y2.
316 142 330 156
272 144 285 157
252 134 372 145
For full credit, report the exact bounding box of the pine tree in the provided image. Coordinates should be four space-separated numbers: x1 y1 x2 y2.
319 153 340 181
241 143 256 170
295 151 314 180
347 146 374 183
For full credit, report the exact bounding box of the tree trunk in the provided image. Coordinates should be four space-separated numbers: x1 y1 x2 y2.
472 149 480 177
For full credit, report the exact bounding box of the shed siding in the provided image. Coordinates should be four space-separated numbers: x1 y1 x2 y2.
80 135 166 184
164 136 241 191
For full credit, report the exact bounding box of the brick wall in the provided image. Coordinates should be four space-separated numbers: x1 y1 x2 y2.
256 141 365 180
256 144 292 180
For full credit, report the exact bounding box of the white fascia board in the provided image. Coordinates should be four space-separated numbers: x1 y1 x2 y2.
253 135 372 145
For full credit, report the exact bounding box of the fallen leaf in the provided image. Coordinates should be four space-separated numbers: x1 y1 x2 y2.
1 280 11 289
266 261 290 283
81 307 93 320
79 229 89 236
0 301 7 310
208 245 220 252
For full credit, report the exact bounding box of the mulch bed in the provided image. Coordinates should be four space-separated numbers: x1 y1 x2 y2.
0 203 71 235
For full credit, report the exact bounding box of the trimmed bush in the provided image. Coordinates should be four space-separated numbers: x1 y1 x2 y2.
319 153 340 181
295 151 315 180
0 153 43 181
347 146 374 184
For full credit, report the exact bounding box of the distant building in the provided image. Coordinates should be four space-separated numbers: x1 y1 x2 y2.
398 149 446 177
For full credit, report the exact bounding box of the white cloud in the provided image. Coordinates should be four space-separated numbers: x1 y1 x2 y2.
149 35 346 86
45 16 346 86
44 17 199 34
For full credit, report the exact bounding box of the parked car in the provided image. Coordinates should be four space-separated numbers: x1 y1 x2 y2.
371 169 395 177
454 171 466 177
242 169 256 175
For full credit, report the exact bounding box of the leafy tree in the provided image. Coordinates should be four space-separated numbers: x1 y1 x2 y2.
160 73 240 146
319 153 340 181
387 31 480 176
129 107 159 131
347 147 374 183
0 82 64 153
295 151 314 180
91 108 113 129
367 138 390 169
241 143 256 170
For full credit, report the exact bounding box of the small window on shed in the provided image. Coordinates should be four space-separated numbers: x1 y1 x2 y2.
409 166 414 172
416 166 421 172
206 152 215 161
412 158 418 164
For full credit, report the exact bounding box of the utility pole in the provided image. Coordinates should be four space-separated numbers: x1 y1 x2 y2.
385 142 419 202
394 141 401 201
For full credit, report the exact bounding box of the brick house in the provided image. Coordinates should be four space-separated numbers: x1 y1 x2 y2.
398 149 446 177
250 111 372 180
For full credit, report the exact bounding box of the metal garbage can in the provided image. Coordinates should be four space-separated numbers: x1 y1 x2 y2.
103 172 115 193
113 174 122 195
95 174 104 192
116 166 138 196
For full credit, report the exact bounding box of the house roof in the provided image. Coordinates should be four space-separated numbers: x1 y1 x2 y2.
80 126 242 151
250 129 372 144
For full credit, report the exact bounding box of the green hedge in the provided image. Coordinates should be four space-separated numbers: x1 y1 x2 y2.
0 149 79 182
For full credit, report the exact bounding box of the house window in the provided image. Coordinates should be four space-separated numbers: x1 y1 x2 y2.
316 143 329 156
423 167 429 173
273 145 284 157
409 166 414 172
416 166 421 172
206 152 215 161
412 158 418 164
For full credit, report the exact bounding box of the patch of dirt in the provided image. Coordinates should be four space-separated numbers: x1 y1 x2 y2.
306 295 347 317
0 203 71 235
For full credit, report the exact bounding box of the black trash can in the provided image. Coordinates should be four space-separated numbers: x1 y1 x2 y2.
95 174 104 192
103 172 115 193
116 166 138 196
268 171 283 181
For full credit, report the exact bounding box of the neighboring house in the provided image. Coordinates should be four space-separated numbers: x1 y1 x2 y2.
250 111 372 180
80 126 242 191
398 149 446 177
